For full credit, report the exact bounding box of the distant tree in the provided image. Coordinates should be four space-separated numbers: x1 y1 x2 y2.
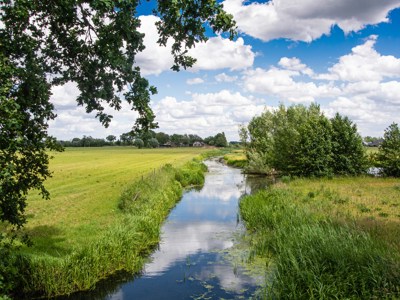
71 137 82 147
106 135 117 144
330 113 367 175
188 134 203 145
238 124 249 147
149 138 159 148
133 138 144 149
376 123 400 177
170 133 189 146
214 132 228 147
364 136 381 143
155 132 170 145
120 133 133 146
204 136 215 146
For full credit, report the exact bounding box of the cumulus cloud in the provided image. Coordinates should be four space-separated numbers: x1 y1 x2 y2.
186 77 204 85
278 57 314 76
318 36 400 81
215 73 238 82
135 15 174 76
135 16 255 75
242 67 340 102
222 0 400 42
238 35 400 137
189 36 255 71
153 90 265 140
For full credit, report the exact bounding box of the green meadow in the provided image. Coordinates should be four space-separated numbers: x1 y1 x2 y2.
7 147 210 297
240 176 400 299
22 147 208 255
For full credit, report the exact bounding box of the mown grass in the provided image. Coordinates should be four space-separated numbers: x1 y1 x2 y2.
3 147 212 298
20 147 209 256
240 177 400 299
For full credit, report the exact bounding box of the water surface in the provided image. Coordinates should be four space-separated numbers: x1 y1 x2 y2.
63 159 268 299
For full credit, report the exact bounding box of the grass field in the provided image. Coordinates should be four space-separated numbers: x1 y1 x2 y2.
276 176 400 250
22 147 209 256
240 176 400 298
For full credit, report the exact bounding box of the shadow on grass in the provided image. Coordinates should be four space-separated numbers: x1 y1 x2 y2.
21 225 70 257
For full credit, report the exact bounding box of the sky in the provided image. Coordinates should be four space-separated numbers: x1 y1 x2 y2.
49 0 400 142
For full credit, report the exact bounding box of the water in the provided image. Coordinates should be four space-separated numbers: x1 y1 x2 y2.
61 159 269 300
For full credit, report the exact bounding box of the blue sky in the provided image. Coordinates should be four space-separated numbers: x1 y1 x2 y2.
49 0 400 141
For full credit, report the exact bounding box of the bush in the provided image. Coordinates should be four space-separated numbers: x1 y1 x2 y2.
0 237 18 298
376 123 400 177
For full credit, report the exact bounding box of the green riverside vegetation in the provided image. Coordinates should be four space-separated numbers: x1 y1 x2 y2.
1 147 211 298
240 177 400 299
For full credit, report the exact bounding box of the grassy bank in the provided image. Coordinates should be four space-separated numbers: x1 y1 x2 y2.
240 177 400 299
3 147 211 298
223 150 247 168
21 147 209 256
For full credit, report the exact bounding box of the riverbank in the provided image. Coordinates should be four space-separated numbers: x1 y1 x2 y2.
240 176 400 299
2 148 212 298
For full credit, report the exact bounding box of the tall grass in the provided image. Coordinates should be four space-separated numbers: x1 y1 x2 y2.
11 159 207 298
240 188 400 299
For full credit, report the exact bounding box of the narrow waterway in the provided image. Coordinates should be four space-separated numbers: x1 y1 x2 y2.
63 159 269 299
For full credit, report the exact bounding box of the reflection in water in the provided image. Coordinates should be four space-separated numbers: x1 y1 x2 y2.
60 159 270 300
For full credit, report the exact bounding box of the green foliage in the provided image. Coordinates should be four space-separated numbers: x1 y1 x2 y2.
376 123 400 177
133 138 144 149
245 104 366 176
0 236 19 298
331 113 367 175
0 0 235 229
204 132 228 147
148 137 159 148
174 160 207 187
240 189 400 299
0 54 62 228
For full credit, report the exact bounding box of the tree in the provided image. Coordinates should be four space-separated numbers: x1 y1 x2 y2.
106 135 117 144
244 104 366 177
119 132 134 145
214 132 228 147
0 1 236 229
376 123 400 177
238 124 249 147
133 138 144 149
155 132 170 145
330 113 366 175
294 105 333 177
148 138 159 148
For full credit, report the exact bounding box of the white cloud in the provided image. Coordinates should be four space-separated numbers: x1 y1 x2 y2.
318 36 400 82
215 73 238 82
186 77 204 85
135 16 254 75
278 57 314 76
153 90 265 140
50 81 80 107
242 67 340 102
189 36 255 71
135 15 174 76
222 0 400 42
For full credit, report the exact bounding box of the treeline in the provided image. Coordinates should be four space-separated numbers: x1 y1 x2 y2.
58 131 228 148
241 103 366 176
242 103 400 177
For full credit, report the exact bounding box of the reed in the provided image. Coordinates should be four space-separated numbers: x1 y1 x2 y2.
240 187 400 299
